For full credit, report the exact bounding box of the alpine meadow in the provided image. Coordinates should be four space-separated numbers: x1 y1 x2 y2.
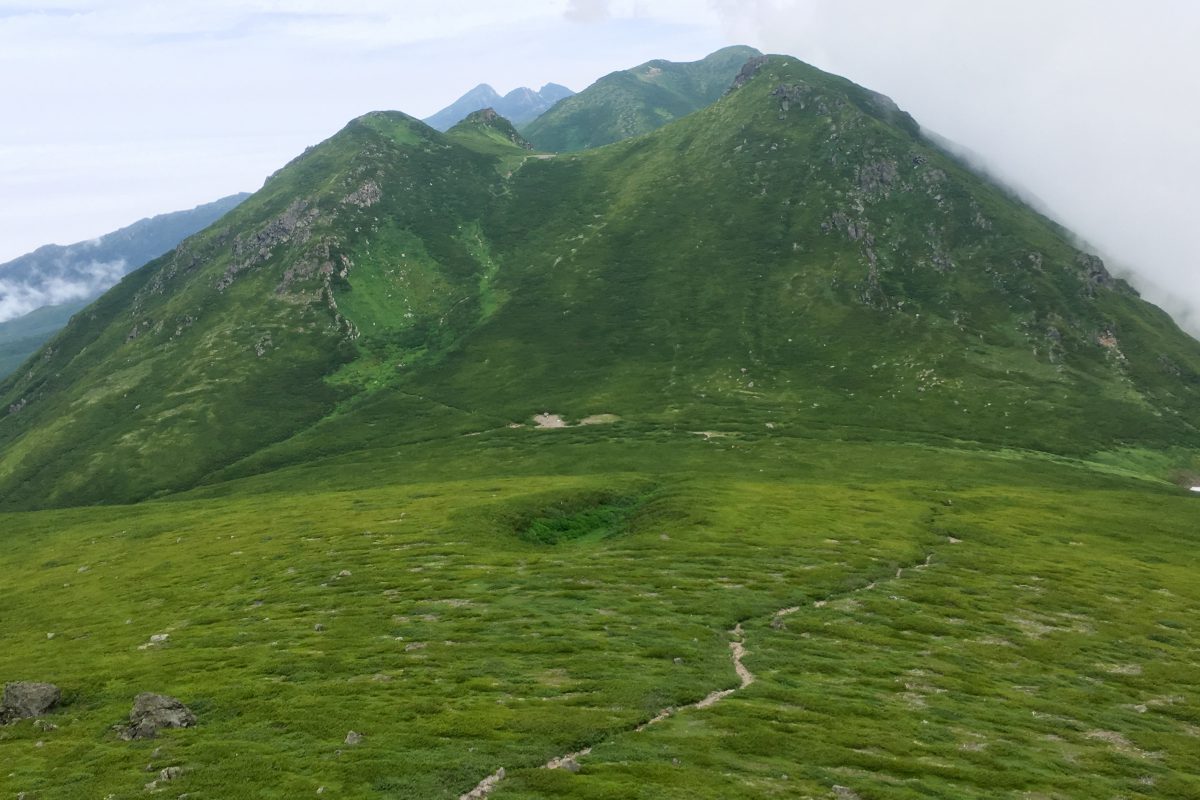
1 47 1198 800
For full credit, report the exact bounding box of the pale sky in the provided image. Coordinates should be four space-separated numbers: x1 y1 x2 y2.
2 1 1198 333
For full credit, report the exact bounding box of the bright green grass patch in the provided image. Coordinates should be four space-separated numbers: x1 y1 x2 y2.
1 440 1198 798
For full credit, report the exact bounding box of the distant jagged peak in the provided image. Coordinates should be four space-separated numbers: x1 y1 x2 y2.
424 81 576 131
502 86 537 102
462 83 502 100
539 82 573 97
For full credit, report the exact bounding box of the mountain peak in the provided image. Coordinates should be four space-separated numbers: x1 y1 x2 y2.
423 82 575 131
449 107 533 151
522 45 763 152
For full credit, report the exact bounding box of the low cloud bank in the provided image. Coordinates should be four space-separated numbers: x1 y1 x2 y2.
0 259 126 322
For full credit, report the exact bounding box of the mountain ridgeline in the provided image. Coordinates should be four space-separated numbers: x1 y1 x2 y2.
523 45 763 151
1 53 1199 509
423 82 574 131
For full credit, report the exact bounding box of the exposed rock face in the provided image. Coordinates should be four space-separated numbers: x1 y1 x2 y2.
857 159 900 195
729 55 769 91
119 693 196 740
218 199 320 291
1077 253 1114 295
770 82 812 114
0 681 61 723
342 180 382 208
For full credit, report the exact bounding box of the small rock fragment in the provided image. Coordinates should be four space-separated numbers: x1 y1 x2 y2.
345 730 363 745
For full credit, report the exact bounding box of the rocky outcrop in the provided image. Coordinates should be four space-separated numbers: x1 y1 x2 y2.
1077 253 1114 296
342 180 382 208
0 681 61 724
728 55 769 91
118 692 196 740
218 199 320 291
770 82 813 115
857 159 900 196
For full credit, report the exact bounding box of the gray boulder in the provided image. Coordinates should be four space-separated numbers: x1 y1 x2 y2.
120 692 196 740
0 682 61 723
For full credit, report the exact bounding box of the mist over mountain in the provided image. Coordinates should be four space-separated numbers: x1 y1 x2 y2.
0 193 247 376
423 82 574 131
0 193 247 323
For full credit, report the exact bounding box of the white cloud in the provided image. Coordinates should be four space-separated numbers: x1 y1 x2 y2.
565 0 611 23
0 259 127 322
711 0 1200 335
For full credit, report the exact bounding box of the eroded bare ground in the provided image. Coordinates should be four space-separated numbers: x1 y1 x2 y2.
458 550 937 799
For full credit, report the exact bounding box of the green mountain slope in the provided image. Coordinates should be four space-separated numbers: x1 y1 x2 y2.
522 45 762 151
1 55 1198 513
0 112 510 507
447 108 534 159
3 53 1200 800
0 302 84 377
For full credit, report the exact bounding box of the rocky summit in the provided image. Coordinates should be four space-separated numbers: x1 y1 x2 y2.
0 47 1198 800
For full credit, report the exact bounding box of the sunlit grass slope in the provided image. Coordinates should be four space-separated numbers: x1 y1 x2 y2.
0 436 1197 799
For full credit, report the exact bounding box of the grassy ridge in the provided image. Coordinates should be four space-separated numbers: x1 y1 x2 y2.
522 45 762 152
